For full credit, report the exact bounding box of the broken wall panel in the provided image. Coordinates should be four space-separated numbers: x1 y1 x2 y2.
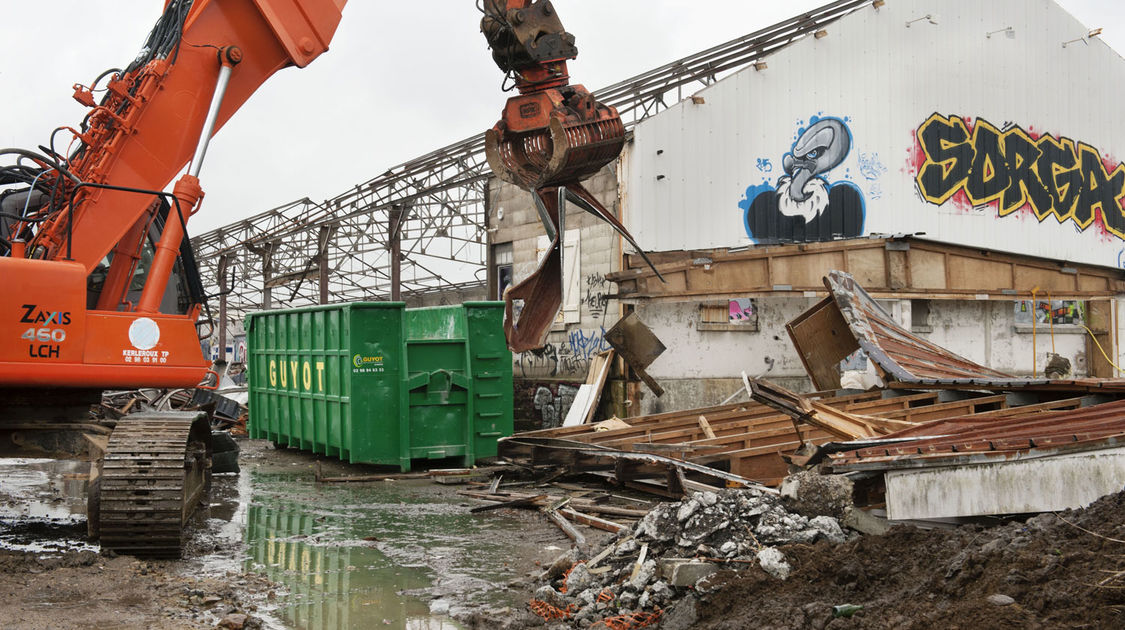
883 449 1125 519
786 297 858 391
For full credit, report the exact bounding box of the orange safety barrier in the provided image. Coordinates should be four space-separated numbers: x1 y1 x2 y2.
597 588 615 603
593 608 664 630
529 599 577 621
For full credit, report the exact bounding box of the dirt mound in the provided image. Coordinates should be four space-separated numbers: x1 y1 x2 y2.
695 491 1125 629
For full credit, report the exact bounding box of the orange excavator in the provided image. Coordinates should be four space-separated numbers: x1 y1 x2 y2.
0 0 639 557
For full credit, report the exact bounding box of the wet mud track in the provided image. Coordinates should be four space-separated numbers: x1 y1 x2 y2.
0 441 576 629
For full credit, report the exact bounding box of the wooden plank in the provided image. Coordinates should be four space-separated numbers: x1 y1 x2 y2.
948 256 1013 291
562 385 598 427
560 508 625 533
770 251 847 288
544 510 585 546
749 378 913 440
786 297 856 390
697 415 716 439
469 494 547 513
848 247 888 288
1087 300 1115 378
584 350 615 423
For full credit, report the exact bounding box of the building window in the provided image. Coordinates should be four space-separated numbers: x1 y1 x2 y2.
698 298 759 331
911 299 932 333
1013 299 1086 332
493 243 513 300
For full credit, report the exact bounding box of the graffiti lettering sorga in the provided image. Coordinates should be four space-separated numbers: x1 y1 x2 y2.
915 113 1125 238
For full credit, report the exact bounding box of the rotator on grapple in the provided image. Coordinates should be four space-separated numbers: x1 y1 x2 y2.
480 0 663 353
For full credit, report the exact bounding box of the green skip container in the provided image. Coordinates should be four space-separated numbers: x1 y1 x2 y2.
246 302 513 471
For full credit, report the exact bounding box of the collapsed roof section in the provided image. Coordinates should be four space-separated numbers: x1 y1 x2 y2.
788 270 1125 393
826 397 1125 472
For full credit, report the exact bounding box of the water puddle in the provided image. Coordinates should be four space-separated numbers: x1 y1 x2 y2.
0 448 534 629
0 458 96 554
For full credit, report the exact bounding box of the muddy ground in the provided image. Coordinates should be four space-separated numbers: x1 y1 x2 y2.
0 440 605 629
2 442 1124 630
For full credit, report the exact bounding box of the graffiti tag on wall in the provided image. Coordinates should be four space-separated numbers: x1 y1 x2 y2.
741 116 866 243
1014 299 1085 326
516 327 611 379
729 298 756 323
513 382 580 429
583 273 610 319
915 113 1125 239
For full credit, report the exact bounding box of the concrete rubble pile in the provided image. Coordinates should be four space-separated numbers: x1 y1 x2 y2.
533 486 849 627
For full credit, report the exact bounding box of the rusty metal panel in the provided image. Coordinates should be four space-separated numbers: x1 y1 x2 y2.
827 398 1125 472
605 312 668 397
605 312 665 369
811 270 1125 393
824 270 1013 383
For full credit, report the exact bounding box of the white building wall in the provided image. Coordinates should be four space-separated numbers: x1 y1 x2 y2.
633 296 1092 415
917 300 1088 376
623 0 1125 270
637 299 812 380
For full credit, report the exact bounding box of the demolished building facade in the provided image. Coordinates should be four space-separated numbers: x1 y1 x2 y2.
488 0 1125 423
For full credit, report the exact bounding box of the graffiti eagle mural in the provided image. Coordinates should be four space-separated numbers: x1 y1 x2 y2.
741 117 866 243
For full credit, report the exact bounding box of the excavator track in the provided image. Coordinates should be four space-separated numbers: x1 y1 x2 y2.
92 411 212 558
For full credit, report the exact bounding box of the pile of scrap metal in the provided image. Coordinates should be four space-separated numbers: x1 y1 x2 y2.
501 270 1125 524
97 363 249 436
99 387 247 435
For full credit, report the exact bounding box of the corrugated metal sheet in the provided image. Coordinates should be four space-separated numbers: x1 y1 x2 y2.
501 386 1053 485
623 0 1125 268
809 270 1125 392
826 397 1125 471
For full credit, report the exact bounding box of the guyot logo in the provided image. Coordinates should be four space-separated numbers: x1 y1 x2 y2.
352 354 385 373
352 354 383 368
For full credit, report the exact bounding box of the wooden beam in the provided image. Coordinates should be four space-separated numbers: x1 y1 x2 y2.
610 237 1125 301
560 508 626 533
697 415 717 439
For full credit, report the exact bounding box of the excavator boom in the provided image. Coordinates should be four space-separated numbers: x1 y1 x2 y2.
0 0 346 558
0 0 345 391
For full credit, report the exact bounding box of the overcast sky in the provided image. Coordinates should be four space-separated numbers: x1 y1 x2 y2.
2 1 1122 234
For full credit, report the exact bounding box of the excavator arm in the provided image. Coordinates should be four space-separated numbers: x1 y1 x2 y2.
19 0 345 273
